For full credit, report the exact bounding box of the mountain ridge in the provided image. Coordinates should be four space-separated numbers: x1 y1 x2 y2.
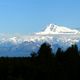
36 24 79 35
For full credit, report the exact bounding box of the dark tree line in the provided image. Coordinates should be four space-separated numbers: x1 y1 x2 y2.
0 42 80 80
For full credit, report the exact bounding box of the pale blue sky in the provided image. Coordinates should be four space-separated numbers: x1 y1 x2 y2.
0 0 80 34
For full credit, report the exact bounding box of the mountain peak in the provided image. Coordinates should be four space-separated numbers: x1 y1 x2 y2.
36 24 79 35
44 24 59 32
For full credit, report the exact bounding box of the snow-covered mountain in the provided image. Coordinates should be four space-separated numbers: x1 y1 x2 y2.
0 24 80 56
36 24 79 35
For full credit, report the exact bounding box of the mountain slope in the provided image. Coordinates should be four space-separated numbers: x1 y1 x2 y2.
36 24 79 35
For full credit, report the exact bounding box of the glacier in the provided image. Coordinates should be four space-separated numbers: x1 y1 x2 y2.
0 24 80 57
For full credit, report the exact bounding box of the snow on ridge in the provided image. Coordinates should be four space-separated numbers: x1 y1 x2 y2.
36 24 79 35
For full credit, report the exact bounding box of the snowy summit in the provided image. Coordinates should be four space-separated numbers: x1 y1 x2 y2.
36 24 79 35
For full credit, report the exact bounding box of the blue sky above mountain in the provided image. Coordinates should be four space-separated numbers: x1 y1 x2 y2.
0 0 80 34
